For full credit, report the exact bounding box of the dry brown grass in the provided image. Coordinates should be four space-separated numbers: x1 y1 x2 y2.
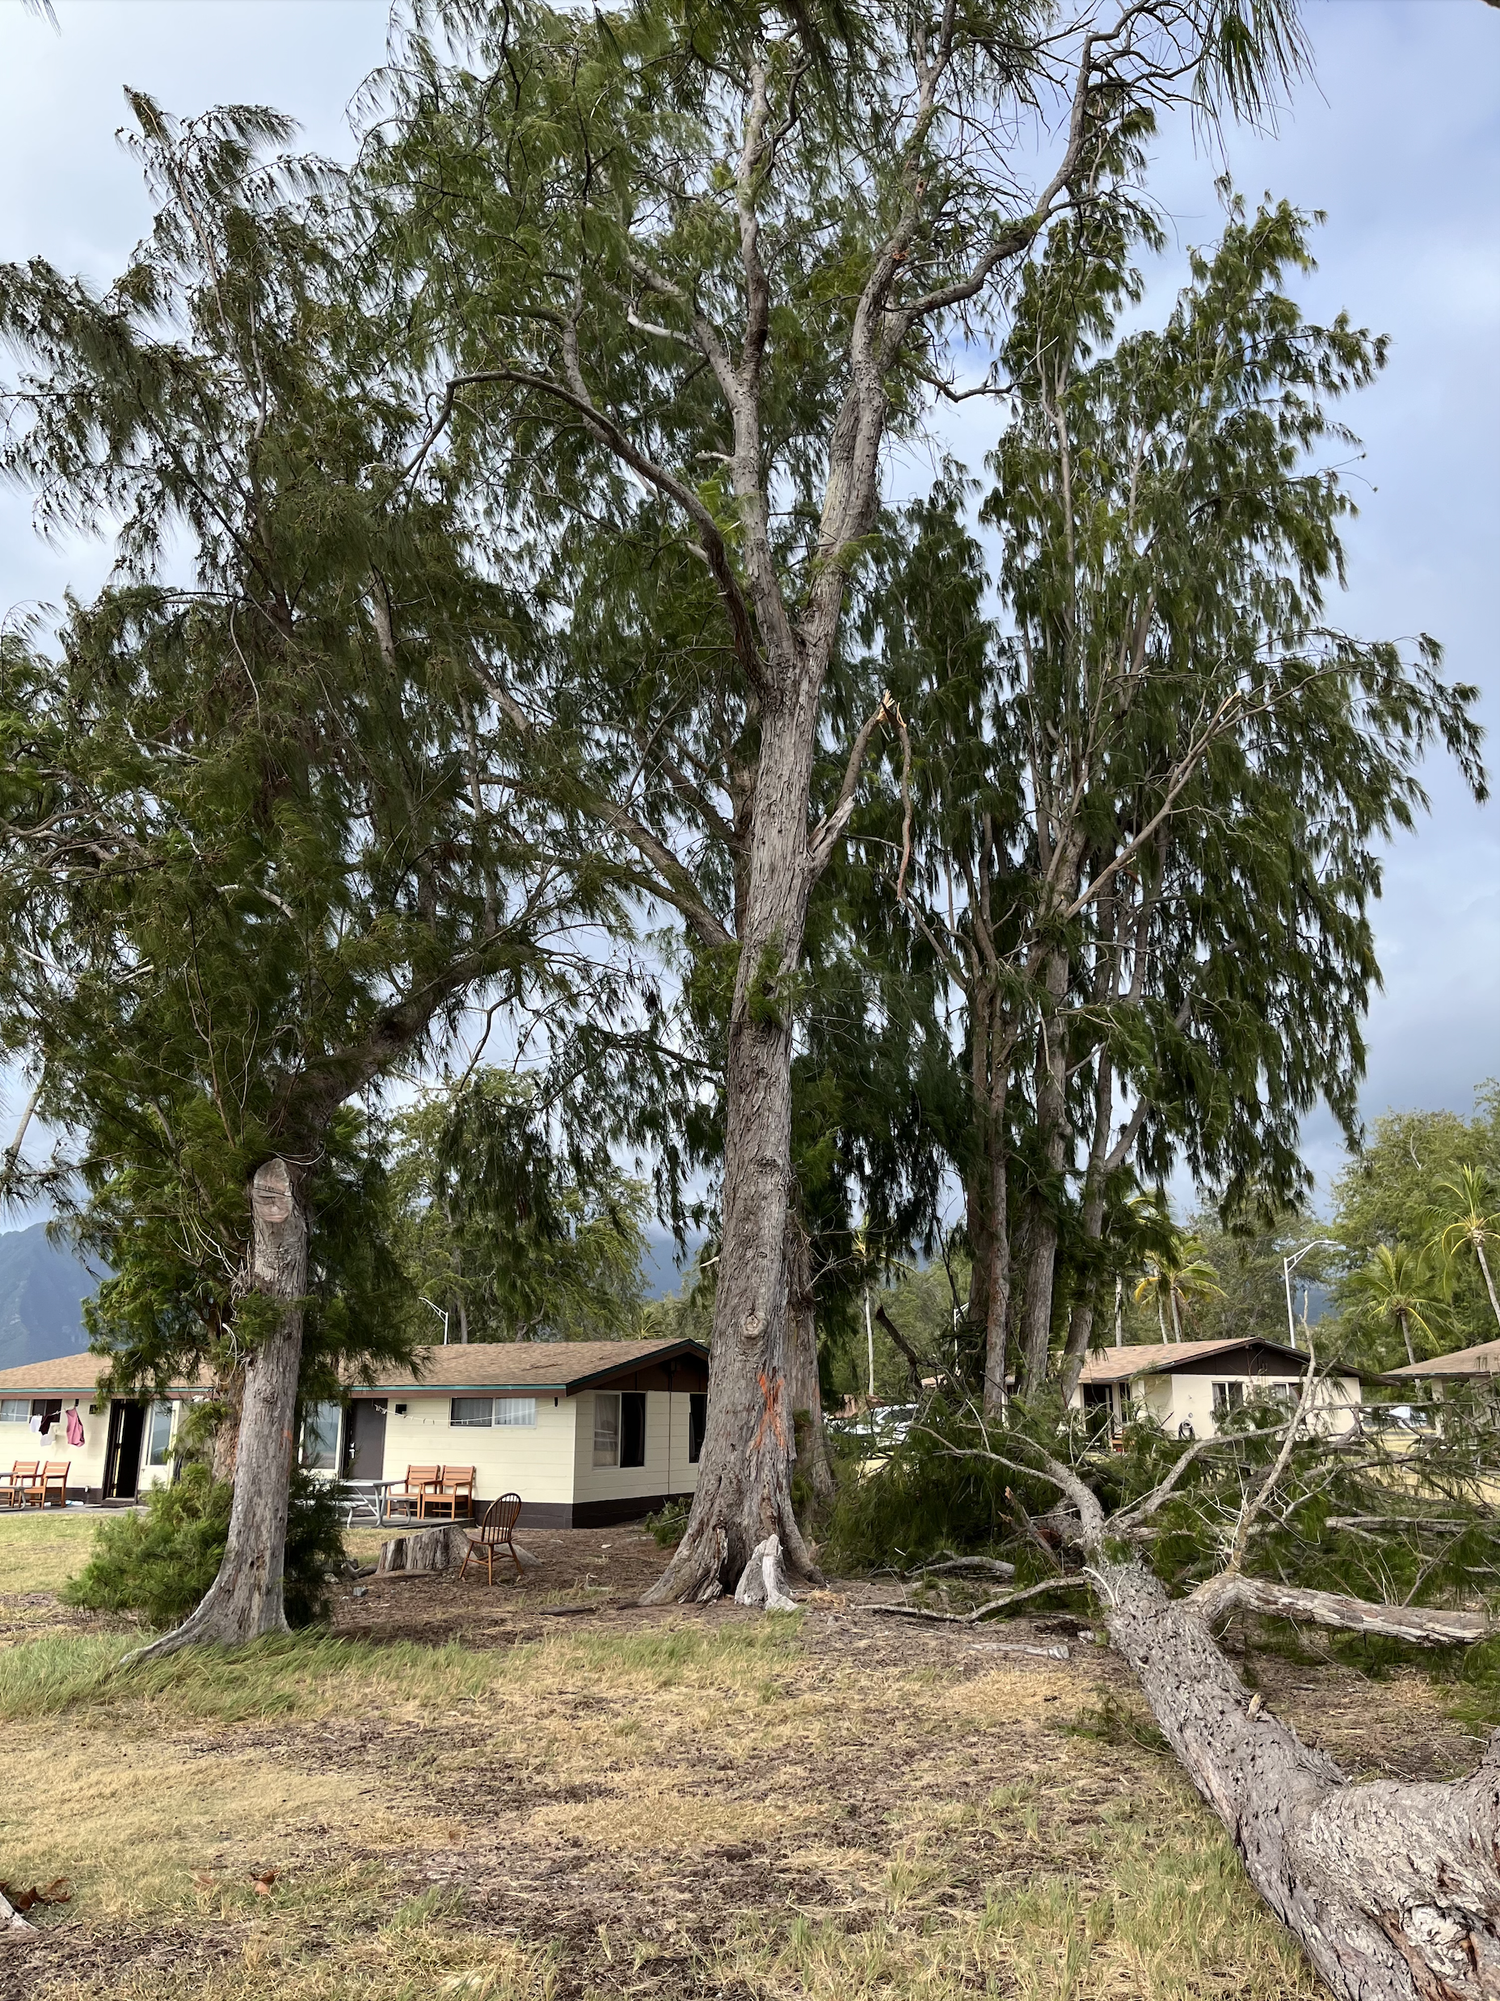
0 1515 1463 2001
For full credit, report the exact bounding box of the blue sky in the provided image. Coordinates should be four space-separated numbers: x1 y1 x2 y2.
1 0 1495 1210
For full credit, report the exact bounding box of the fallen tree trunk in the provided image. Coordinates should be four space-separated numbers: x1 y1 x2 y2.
1093 1547 1500 2000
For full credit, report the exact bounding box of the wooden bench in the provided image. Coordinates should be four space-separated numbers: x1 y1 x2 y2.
459 1493 524 1585
0 1462 39 1510
422 1466 476 1522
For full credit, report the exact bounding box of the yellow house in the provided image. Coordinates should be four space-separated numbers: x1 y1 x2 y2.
0 1353 186 1502
0 1337 710 1525
1071 1337 1363 1441
336 1339 709 1528
1384 1336 1500 1388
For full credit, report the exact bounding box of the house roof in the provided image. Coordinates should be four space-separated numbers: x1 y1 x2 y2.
1384 1338 1500 1381
356 1338 708 1397
0 1337 709 1402
1077 1337 1312 1385
0 1350 209 1398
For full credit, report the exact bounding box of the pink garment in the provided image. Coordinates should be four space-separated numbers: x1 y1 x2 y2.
65 1408 85 1448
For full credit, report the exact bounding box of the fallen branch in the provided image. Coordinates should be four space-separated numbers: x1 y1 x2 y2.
1194 1574 1493 1647
870 1576 1086 1626
906 1556 1017 1582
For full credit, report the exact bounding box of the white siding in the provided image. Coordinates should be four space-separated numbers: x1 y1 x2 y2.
572 1389 702 1506
0 1395 185 1498
1073 1371 1362 1440
377 1392 579 1504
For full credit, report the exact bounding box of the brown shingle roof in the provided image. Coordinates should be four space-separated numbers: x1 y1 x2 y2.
1077 1337 1309 1384
1384 1338 1500 1380
363 1339 707 1395
0 1350 210 1396
0 1338 708 1401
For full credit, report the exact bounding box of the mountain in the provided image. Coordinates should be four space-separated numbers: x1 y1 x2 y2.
0 1222 103 1370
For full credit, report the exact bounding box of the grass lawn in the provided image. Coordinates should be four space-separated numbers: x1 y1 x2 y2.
0 1511 1482 2000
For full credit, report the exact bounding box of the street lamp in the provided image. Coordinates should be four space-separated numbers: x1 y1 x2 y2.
420 1296 450 1345
1282 1240 1339 1351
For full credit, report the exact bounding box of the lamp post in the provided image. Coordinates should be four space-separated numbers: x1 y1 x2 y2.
420 1295 450 1345
1282 1240 1339 1351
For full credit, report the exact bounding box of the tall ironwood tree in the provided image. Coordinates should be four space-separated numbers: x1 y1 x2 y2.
850 198 1484 1410
0 99 620 1650
362 0 1313 1601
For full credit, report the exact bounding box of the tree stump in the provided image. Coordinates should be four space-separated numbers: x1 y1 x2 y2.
734 1534 798 1611
376 1524 540 1575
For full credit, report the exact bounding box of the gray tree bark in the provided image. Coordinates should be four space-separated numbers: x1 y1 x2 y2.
126 1157 307 1660
644 700 827 1602
1097 1549 1500 2000
784 1210 835 1503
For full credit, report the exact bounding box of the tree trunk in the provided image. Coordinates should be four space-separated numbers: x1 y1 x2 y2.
1095 1547 1500 1999
644 699 823 1603
1398 1307 1416 1370
1059 1176 1108 1404
1019 940 1074 1399
784 1208 835 1503
1476 1243 1500 1331
126 1157 307 1660
210 1364 246 1485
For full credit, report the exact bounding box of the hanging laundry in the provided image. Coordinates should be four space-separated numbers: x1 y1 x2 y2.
65 1408 85 1448
37 1411 54 1437
28 1414 43 1434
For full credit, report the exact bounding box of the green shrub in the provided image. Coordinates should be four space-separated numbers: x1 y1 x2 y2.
63 1465 346 1629
643 1497 691 1547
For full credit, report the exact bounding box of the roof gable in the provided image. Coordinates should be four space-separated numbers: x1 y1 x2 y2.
1078 1337 1311 1385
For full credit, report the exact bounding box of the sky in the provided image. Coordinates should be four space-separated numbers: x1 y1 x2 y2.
0 0 1496 1215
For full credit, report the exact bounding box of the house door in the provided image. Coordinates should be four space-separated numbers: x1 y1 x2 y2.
104 1400 146 1500
344 1400 388 1483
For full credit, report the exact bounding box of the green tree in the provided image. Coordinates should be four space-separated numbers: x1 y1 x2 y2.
363 0 1314 1603
387 1072 650 1345
848 199 1484 1408
0 100 615 1651
1131 1231 1225 1343
1433 1166 1500 1333
1329 1086 1500 1351
1342 1241 1451 1369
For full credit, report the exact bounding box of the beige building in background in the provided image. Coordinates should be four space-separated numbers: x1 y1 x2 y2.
1071 1337 1363 1441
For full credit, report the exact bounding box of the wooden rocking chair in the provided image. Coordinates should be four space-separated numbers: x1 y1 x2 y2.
459 1493 524 1585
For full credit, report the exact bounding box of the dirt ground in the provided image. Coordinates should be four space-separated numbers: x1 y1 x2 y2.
0 1521 1488 2001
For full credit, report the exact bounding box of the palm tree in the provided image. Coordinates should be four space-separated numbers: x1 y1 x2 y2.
1344 1242 1451 1367
1133 1233 1225 1343
1431 1166 1500 1332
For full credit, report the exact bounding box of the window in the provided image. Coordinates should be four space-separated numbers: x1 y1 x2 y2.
593 1392 620 1468
299 1401 341 1471
450 1397 537 1428
621 1392 646 1468
0 1400 28 1425
144 1402 174 1468
687 1392 707 1464
1211 1381 1245 1420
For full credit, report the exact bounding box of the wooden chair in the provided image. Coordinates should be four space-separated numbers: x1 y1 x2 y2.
459 1493 524 1585
423 1466 476 1521
37 1462 71 1507
385 1465 441 1521
0 1462 39 1510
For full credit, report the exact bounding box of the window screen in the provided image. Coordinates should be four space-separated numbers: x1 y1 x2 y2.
687 1392 707 1464
494 1398 536 1427
593 1392 620 1468
0 1400 28 1424
299 1401 341 1469
144 1401 175 1468
1211 1381 1245 1419
451 1398 493 1427
621 1392 646 1468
